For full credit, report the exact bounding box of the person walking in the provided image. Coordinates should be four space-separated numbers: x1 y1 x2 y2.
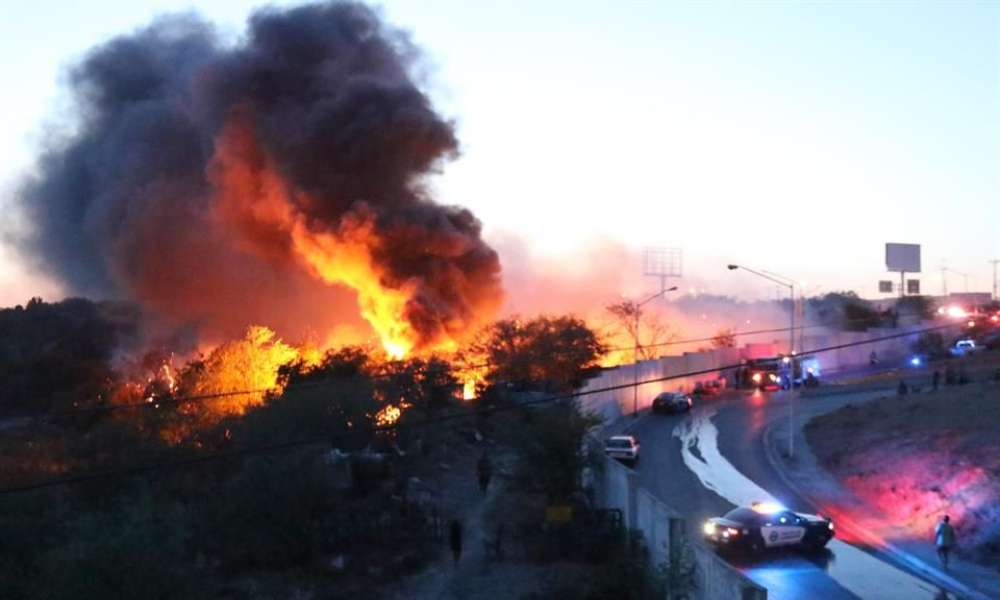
449 518 464 565
477 452 493 494
935 515 956 568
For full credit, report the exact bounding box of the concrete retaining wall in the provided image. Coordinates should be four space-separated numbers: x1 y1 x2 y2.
582 323 931 420
597 452 637 528
597 455 766 600
693 544 766 600
636 488 673 567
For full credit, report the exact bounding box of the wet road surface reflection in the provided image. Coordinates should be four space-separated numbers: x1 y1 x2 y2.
674 406 959 600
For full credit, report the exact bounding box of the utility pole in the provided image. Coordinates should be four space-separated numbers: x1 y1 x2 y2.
632 287 678 416
939 263 970 297
991 260 1000 301
728 265 797 458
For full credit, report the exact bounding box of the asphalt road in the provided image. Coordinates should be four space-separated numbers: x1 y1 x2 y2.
630 386 960 600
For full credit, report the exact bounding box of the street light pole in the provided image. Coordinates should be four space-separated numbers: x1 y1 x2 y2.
633 286 679 417
728 264 797 457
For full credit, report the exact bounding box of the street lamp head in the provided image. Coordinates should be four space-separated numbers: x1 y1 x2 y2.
666 286 678 292
727 264 739 271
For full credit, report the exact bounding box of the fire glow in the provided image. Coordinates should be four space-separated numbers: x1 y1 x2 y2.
209 114 489 360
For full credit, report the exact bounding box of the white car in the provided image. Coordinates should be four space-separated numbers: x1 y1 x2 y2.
604 435 640 463
949 339 979 357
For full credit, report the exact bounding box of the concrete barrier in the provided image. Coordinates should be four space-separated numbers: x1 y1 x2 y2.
582 323 932 419
597 455 766 600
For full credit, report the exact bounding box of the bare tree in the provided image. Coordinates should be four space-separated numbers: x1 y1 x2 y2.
604 301 677 361
711 327 737 349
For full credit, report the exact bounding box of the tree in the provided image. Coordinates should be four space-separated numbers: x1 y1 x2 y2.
604 301 677 361
808 292 880 332
164 326 298 441
468 315 607 393
897 295 935 321
373 356 459 417
510 401 601 502
711 328 737 349
279 344 375 386
911 331 946 358
0 297 140 414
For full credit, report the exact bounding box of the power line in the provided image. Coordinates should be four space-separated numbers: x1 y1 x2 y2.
0 321 961 496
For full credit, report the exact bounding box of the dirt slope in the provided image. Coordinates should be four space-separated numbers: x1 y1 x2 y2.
806 355 1000 563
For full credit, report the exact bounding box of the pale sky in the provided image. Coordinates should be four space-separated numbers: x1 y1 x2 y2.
1 0 998 307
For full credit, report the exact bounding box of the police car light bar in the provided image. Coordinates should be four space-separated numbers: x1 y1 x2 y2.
751 501 785 514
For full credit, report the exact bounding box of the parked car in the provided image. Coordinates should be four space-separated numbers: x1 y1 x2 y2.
703 501 834 554
652 392 693 414
949 339 980 357
604 435 640 463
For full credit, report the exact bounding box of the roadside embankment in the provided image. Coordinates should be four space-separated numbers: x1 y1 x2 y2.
805 354 1000 565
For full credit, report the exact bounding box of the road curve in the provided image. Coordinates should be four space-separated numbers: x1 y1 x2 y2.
630 391 958 600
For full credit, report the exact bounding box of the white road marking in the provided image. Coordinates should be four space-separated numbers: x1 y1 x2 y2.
674 406 953 600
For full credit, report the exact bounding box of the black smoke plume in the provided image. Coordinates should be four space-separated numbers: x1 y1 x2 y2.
12 1 503 350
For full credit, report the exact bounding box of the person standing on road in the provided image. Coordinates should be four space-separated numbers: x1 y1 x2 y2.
932 370 940 391
477 452 493 494
935 515 956 568
449 518 464 565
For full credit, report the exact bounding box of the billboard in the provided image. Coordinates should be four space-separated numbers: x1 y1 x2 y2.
878 280 893 293
886 243 921 273
643 247 682 277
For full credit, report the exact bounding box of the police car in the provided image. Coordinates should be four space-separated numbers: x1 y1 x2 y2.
703 502 834 553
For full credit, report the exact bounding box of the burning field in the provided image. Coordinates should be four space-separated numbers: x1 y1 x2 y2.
11 1 502 358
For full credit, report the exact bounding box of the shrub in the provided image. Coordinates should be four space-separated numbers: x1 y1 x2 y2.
39 487 205 600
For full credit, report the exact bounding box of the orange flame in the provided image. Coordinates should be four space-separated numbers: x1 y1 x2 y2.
374 404 403 427
209 116 450 359
463 378 477 401
288 212 416 358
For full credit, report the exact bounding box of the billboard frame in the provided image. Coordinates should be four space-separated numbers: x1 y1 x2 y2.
886 243 921 298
